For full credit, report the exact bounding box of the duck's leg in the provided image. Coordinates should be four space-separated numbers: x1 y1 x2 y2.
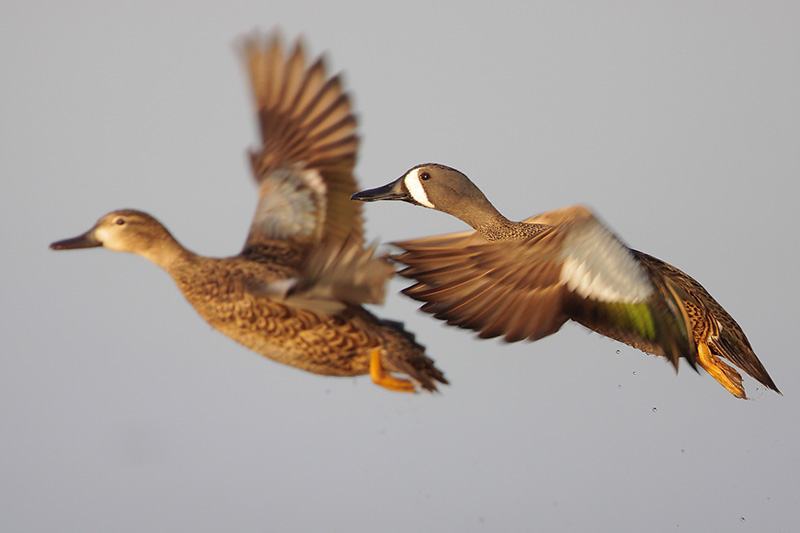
696 341 747 399
369 348 417 393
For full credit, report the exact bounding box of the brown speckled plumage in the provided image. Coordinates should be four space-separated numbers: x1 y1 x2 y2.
476 218 549 242
50 34 446 393
167 249 436 380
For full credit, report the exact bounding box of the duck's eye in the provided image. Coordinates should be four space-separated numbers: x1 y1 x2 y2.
114 217 126 226
420 172 431 181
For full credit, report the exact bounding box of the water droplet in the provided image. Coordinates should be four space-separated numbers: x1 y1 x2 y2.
652 407 658 412
740 517 745 522
618 384 622 389
616 349 620 354
632 371 637 376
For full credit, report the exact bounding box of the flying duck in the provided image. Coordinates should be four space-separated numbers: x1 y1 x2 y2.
352 163 778 398
49 35 447 393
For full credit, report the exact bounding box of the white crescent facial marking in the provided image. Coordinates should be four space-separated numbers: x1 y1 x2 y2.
404 169 435 208
559 221 653 303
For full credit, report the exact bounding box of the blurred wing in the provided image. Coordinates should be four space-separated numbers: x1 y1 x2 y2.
529 207 697 365
240 33 363 254
393 206 680 351
522 205 600 226
253 239 395 314
394 229 569 343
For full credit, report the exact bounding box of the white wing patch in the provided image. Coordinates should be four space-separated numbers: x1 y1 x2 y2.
404 168 435 208
251 167 327 241
559 220 653 303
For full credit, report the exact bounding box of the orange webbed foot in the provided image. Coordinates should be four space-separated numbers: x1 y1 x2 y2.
697 342 747 399
369 348 418 393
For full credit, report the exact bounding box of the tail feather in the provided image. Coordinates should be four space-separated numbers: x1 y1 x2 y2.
380 318 449 392
712 332 780 393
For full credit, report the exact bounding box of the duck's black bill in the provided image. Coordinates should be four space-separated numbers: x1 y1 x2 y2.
351 178 409 203
50 232 101 250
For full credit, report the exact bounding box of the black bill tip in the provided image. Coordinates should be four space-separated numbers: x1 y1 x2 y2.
50 231 102 250
351 178 408 203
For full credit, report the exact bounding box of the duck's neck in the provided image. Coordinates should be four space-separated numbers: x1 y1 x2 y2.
444 196 524 242
445 191 505 232
450 198 549 242
139 232 199 273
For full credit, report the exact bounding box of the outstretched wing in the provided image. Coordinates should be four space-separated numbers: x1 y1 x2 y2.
394 206 646 341
394 206 696 366
240 32 363 255
394 228 569 343
238 33 393 312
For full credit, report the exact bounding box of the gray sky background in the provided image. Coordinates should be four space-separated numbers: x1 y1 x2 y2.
3 1 799 531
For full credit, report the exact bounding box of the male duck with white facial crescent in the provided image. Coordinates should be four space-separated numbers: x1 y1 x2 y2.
353 163 778 399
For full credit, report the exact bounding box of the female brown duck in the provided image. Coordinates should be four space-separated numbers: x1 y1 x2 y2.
353 163 778 399
50 35 447 393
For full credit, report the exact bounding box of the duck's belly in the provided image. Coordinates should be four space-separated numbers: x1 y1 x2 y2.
194 297 376 377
